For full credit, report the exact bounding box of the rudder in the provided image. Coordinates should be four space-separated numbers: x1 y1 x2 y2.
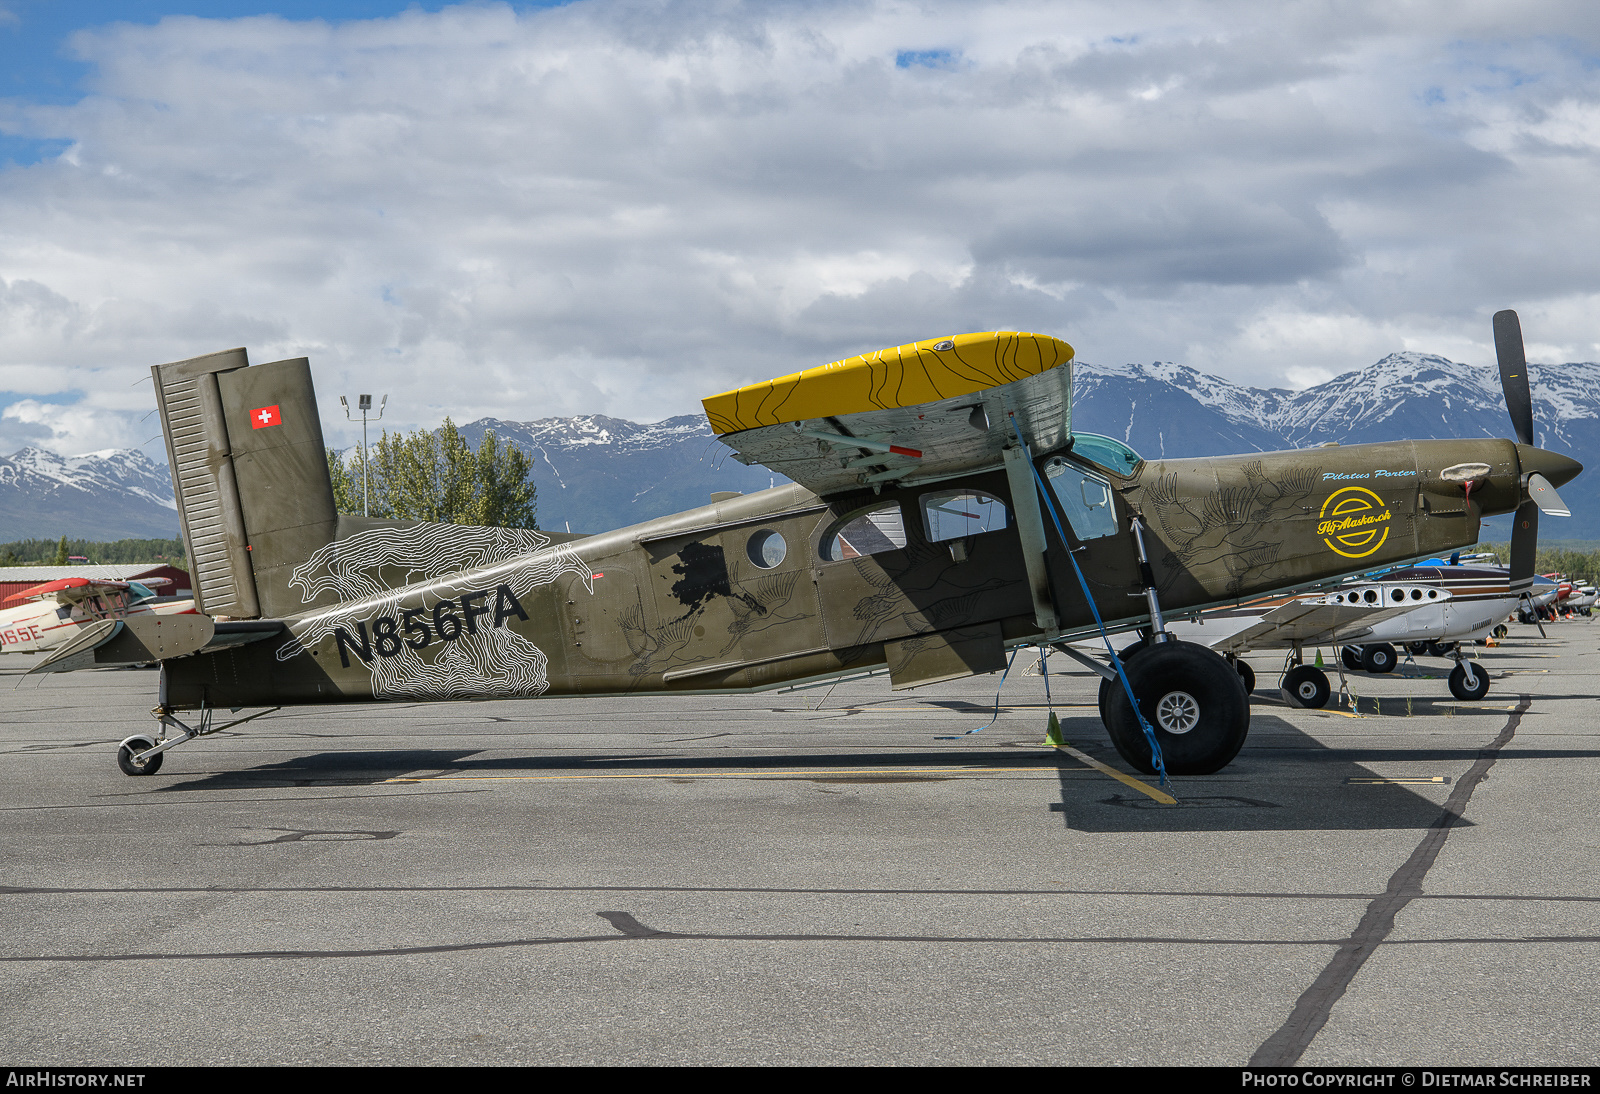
153 348 338 619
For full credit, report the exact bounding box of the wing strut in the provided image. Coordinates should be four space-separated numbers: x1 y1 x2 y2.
1006 413 1172 790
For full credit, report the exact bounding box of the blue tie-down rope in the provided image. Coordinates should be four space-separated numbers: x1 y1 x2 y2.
935 645 1020 739
1013 416 1171 788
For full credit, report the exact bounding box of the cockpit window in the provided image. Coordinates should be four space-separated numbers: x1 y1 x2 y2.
1069 432 1142 476
1043 457 1121 541
821 503 907 561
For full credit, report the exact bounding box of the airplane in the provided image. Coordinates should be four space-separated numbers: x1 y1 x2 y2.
1166 552 1543 707
0 577 194 655
31 312 1581 782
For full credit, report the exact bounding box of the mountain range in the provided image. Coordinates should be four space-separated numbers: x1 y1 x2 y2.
4 351 1596 541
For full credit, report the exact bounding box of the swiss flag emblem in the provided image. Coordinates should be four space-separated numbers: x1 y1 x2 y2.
251 405 282 429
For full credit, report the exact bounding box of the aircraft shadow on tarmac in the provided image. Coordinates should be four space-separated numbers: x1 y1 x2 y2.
137 705 1597 835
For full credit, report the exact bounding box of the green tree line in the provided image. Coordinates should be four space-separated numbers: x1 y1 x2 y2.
0 537 188 568
328 418 537 528
1479 542 1600 580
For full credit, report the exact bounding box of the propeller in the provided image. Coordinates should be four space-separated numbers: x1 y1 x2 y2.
1492 309 1570 593
1493 309 1535 447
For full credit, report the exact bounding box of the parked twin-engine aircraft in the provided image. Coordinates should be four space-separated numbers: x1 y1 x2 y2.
47 312 1580 781
1169 555 1541 708
0 577 191 656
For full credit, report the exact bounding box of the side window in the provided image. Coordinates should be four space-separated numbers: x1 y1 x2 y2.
821 503 907 561
921 490 1009 542
1044 457 1120 541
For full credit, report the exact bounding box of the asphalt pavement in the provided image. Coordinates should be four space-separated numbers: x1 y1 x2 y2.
2 619 1596 1066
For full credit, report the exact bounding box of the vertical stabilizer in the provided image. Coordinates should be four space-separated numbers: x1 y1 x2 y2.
153 349 339 619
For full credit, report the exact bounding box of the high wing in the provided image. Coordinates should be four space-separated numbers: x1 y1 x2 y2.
703 330 1072 497
1 576 169 607
1208 586 1455 656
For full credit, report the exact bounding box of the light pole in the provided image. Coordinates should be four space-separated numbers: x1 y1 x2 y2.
340 393 387 517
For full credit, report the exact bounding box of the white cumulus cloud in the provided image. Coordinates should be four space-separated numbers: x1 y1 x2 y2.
0 0 1597 454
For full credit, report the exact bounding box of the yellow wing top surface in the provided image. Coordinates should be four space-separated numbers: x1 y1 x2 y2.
702 331 1074 436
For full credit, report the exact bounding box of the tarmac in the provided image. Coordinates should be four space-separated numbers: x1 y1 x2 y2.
1 619 1596 1066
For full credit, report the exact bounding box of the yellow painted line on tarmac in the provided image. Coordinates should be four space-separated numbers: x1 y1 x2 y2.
386 766 1057 784
1047 743 1179 805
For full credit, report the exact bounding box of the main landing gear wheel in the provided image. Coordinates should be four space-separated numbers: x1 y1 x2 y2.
1448 662 1491 701
1097 639 1151 725
1341 646 1363 673
1361 643 1398 674
1101 640 1249 776
1282 665 1331 709
117 735 162 777
1233 659 1256 695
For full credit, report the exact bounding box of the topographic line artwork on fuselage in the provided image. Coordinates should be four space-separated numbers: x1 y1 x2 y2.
275 524 591 700
1138 460 1323 597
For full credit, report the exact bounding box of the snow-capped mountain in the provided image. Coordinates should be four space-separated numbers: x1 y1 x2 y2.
5 351 1597 541
0 447 178 540
456 415 781 534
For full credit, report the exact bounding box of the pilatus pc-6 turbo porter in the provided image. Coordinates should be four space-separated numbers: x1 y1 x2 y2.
57 313 1579 780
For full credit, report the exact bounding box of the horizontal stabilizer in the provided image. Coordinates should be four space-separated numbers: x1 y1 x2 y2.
26 616 284 673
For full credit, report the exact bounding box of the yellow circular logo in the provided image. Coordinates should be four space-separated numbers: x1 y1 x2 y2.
1318 486 1392 558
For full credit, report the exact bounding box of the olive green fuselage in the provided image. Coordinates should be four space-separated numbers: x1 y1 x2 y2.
163 436 1541 710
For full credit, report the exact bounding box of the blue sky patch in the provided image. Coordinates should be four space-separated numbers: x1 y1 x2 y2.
0 2 570 107
895 48 959 70
0 135 72 167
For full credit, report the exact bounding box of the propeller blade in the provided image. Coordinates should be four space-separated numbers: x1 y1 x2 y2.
1526 472 1571 516
1509 499 1538 593
1493 309 1535 446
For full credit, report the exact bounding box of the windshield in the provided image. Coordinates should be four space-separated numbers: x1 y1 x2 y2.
1069 432 1142 476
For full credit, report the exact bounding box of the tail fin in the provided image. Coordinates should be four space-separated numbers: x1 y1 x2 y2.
153 348 337 619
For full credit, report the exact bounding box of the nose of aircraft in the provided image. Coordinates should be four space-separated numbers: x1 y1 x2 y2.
1516 444 1583 489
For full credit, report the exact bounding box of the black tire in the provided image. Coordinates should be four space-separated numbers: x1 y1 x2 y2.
1407 641 1431 656
1425 641 1455 658
1340 646 1363 672
1281 665 1331 709
117 736 162 776
1097 639 1151 725
1234 659 1256 695
1448 662 1491 700
1361 643 1398 674
1101 641 1249 776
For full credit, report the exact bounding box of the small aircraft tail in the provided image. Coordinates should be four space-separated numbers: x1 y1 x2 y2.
152 348 338 620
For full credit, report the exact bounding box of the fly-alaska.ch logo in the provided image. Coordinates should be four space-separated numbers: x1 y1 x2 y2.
1318 485 1392 558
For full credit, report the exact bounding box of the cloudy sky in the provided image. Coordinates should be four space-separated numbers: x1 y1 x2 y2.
1 0 1598 456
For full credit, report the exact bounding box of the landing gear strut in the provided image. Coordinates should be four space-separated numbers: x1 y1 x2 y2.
115 704 280 776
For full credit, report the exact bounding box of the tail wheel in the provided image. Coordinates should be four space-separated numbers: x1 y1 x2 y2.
1361 643 1398 674
117 736 162 777
1448 662 1491 701
1282 665 1331 709
1101 641 1249 776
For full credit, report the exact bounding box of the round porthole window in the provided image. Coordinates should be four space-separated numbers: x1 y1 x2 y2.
747 529 787 569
